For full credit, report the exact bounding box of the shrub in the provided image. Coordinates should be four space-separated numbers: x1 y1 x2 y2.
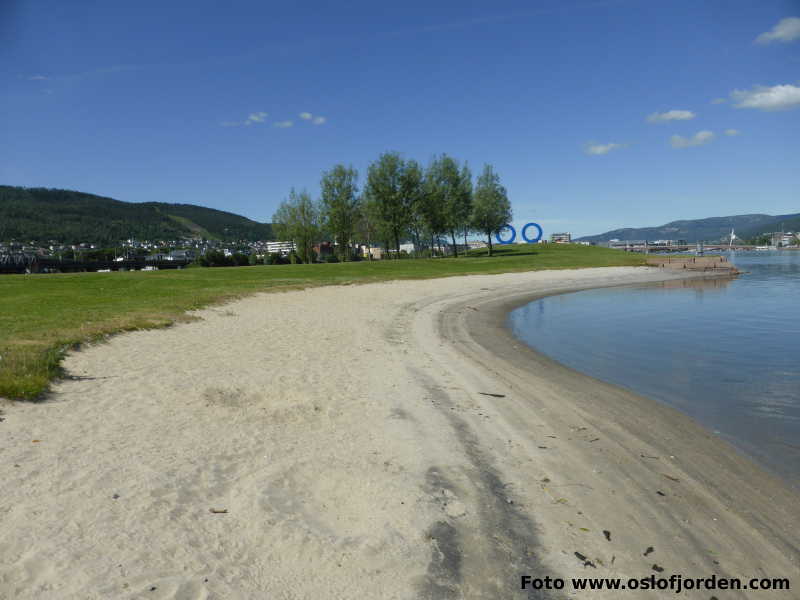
265 253 287 265
232 253 249 266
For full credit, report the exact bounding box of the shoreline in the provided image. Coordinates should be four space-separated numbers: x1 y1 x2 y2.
420 268 799 596
504 278 797 489
2 266 797 598
474 279 799 503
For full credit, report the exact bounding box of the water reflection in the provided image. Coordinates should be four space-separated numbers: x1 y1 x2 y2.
656 276 734 291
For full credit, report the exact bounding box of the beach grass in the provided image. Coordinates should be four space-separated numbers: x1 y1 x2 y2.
0 244 644 400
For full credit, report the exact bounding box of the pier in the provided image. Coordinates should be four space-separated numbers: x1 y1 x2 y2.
646 255 739 274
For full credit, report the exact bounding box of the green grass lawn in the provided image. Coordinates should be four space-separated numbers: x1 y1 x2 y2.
0 244 644 400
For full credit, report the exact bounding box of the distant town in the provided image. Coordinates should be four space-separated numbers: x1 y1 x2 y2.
1 229 797 275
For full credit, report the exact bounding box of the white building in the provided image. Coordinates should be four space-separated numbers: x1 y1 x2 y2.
550 232 572 243
266 240 296 255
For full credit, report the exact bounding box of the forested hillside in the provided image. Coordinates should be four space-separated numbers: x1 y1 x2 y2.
0 186 274 244
577 213 800 243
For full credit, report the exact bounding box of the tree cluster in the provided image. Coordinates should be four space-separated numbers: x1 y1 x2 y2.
196 250 250 267
272 152 512 260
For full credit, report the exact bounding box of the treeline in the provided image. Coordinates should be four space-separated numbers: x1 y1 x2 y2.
273 152 512 261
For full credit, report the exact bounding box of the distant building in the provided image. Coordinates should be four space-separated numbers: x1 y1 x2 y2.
266 240 296 255
550 232 572 244
772 232 795 247
606 240 646 251
360 246 383 260
313 242 334 258
169 249 195 261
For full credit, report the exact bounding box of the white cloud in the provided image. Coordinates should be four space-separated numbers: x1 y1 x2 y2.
731 83 800 111
710 97 727 104
647 109 696 123
755 16 800 44
298 112 327 125
584 142 625 155
724 128 740 136
221 111 268 126
221 111 326 129
670 130 715 149
28 74 48 81
246 112 268 123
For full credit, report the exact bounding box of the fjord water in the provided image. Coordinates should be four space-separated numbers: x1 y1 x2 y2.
509 251 800 487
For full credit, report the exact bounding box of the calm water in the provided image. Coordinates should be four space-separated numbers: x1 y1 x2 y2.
509 251 800 487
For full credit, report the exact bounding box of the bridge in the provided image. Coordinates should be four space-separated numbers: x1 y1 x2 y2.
612 243 755 253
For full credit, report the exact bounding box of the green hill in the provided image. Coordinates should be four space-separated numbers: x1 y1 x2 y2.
738 214 800 241
0 186 274 244
577 212 800 244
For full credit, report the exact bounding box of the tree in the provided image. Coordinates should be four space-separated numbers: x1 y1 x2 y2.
320 165 359 260
355 194 379 260
425 155 471 257
364 152 411 255
458 163 473 252
272 189 320 264
471 164 512 256
400 159 425 255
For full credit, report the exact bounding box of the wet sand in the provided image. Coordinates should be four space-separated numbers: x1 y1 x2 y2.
1 266 797 599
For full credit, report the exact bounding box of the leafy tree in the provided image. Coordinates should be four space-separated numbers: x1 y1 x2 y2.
425 155 470 257
749 233 772 246
272 189 320 264
471 164 512 256
400 159 425 254
364 152 411 255
320 165 360 260
457 163 473 252
198 250 233 267
355 194 380 260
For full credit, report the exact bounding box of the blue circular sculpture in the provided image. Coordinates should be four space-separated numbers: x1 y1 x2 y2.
521 222 543 243
496 224 516 244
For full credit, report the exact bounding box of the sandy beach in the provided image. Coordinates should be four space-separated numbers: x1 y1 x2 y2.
1 266 797 599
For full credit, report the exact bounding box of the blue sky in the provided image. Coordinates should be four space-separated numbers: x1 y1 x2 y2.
2 0 799 237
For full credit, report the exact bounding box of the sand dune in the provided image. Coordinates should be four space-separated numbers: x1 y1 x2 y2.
2 267 797 599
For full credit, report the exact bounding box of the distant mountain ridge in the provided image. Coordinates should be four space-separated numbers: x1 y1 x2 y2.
0 186 274 244
577 213 800 243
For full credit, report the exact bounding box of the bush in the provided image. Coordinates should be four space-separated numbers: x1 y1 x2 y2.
265 253 287 265
197 250 244 267
232 253 249 266
198 250 228 267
